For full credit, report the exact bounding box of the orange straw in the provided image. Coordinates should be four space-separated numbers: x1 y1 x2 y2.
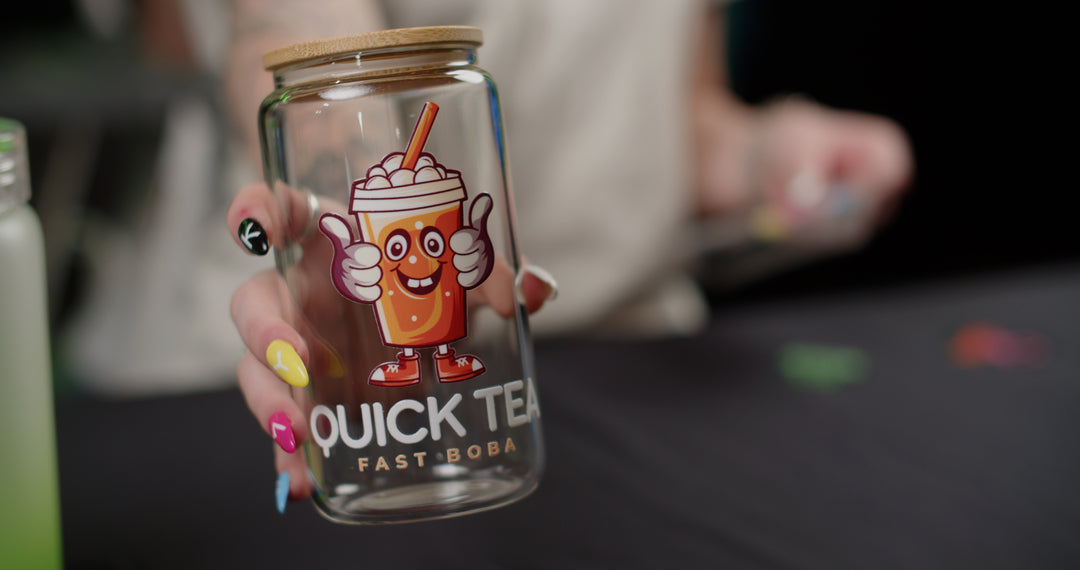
401 102 439 170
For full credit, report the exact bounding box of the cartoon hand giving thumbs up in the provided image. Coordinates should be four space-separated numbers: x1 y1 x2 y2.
451 193 495 290
318 213 383 304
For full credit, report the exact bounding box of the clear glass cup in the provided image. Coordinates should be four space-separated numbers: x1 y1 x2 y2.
258 26 543 524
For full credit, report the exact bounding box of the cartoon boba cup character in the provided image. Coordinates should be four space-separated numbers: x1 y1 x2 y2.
318 103 494 386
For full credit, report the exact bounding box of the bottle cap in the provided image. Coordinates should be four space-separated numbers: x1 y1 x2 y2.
0 117 30 214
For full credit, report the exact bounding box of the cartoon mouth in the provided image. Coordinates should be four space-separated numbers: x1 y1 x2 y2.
394 264 442 296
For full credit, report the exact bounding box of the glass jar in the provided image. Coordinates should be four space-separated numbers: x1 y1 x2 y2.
258 26 543 524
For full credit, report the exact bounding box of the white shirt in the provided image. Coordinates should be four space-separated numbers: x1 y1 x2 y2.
384 0 713 337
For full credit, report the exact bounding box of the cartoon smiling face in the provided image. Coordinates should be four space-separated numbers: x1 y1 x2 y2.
384 226 446 296
366 204 467 347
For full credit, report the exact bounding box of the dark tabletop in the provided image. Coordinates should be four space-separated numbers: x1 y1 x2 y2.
56 261 1080 570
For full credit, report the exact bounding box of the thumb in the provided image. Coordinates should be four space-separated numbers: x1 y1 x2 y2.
468 193 493 232
318 213 356 251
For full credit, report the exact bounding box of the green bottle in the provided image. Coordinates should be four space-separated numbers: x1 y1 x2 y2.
0 117 64 569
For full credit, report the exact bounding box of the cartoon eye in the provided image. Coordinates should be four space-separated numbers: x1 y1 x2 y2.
385 230 410 261
420 227 445 257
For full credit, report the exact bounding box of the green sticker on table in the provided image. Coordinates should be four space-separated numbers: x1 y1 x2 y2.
778 343 869 391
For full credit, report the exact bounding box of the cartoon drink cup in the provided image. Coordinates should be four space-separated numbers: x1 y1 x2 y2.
319 102 493 386
353 169 467 346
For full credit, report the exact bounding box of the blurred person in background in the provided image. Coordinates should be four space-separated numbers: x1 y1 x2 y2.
35 0 908 398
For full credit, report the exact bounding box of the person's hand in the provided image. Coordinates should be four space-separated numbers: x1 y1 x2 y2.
225 182 557 508
695 95 913 244
752 97 913 236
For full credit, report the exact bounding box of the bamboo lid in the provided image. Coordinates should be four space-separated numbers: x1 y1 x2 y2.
263 26 483 71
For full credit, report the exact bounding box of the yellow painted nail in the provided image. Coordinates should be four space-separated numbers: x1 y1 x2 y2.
266 340 309 387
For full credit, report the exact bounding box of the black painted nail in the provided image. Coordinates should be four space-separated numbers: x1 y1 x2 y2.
238 218 269 255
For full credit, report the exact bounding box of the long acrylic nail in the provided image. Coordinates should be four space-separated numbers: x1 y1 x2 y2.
269 411 296 453
266 340 309 387
275 471 290 514
523 264 559 301
785 170 828 212
238 218 269 255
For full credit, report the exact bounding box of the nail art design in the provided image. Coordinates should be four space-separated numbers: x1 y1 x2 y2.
269 411 296 453
238 218 269 255
275 471 290 514
266 340 309 387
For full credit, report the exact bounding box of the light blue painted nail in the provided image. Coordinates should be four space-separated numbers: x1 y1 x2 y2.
275 471 290 514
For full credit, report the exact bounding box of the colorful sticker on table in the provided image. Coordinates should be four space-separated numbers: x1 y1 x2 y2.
948 321 1048 368
778 342 870 392
318 102 493 387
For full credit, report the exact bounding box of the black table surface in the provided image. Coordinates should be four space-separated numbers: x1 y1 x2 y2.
56 261 1080 569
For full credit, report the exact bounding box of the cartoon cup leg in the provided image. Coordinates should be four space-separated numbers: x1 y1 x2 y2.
434 344 485 383
369 347 421 387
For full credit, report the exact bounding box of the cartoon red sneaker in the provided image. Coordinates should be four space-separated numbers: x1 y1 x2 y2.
369 352 421 386
434 349 485 383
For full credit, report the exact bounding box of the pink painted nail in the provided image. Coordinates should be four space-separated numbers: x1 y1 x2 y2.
269 412 296 453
